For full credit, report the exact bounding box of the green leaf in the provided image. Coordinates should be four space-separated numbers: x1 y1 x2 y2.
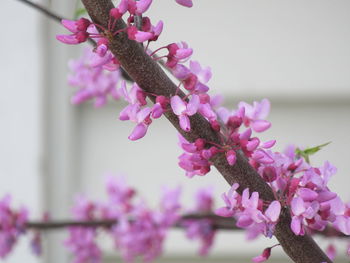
74 8 87 19
296 142 331 163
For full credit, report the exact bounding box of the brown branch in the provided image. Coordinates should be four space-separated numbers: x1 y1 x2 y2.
79 1 333 262
25 214 349 240
26 214 237 231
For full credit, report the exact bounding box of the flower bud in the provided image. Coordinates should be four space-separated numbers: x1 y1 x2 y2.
262 166 277 182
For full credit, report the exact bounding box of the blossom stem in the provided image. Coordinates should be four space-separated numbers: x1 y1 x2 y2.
152 55 167 61
149 46 167 57
113 28 127 36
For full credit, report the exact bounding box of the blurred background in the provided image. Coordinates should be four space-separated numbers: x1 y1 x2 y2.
1 0 350 262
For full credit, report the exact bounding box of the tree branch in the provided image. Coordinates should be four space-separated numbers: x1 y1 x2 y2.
25 214 349 241
26 213 237 231
14 0 63 22
79 1 332 262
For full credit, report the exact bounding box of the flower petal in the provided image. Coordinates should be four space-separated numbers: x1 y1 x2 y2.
171 96 186 115
265 201 281 222
179 114 191 132
186 94 200 115
252 120 271 132
128 123 148 141
291 197 305 216
175 0 193 7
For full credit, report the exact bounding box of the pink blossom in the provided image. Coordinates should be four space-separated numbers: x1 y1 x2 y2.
183 187 216 256
189 60 212 92
127 0 153 15
177 135 214 177
0 195 28 258
326 244 336 260
149 20 164 41
119 82 155 140
166 42 193 68
129 119 151 140
171 95 199 131
105 176 135 215
68 48 121 107
217 185 281 238
109 0 129 19
158 186 182 227
65 196 101 263
112 208 165 263
175 0 193 7
215 183 240 217
29 232 42 256
127 26 154 43
238 99 271 132
252 247 271 262
119 82 147 106
226 150 237 166
56 18 91 45
65 228 101 263
125 107 152 140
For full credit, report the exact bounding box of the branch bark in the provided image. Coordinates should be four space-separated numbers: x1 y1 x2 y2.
80 1 331 262
25 214 348 238
26 213 237 231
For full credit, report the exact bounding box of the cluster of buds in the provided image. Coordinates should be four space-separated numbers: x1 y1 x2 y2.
57 18 91 44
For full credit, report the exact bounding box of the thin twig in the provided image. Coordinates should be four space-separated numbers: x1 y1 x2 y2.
14 0 63 22
25 214 349 239
26 213 237 231
13 0 134 80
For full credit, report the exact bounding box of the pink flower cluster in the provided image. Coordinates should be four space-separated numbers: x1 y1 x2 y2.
177 98 274 178
64 176 217 263
214 144 350 260
255 146 350 237
0 195 28 258
57 0 276 172
57 0 193 64
181 187 216 256
118 81 161 140
216 183 281 240
64 196 101 263
68 48 121 107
